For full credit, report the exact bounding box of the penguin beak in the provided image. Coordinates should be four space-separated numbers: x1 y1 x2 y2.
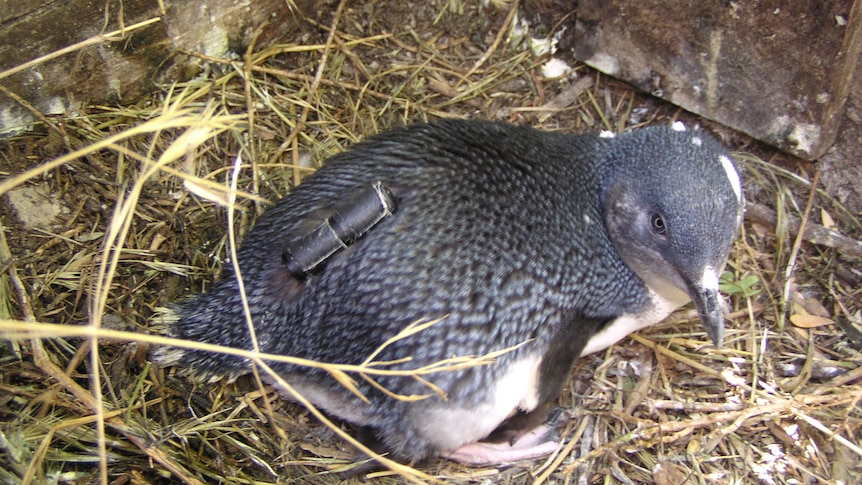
684 268 724 347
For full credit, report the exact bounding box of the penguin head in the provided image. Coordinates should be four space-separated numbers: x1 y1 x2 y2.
600 123 744 346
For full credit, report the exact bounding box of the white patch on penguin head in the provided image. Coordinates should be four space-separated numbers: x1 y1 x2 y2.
599 130 615 138
692 136 702 147
671 121 686 132
701 266 719 291
719 155 742 201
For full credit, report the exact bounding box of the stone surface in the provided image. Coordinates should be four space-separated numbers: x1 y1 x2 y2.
566 0 861 161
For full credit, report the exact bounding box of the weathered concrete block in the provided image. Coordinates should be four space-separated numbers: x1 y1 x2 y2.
569 0 861 160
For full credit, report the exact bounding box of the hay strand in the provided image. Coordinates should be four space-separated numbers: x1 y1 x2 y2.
1 1 860 483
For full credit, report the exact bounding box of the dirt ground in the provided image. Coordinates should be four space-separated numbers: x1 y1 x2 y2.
1 1 861 484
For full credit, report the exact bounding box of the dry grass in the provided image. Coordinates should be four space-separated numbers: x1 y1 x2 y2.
1 0 861 483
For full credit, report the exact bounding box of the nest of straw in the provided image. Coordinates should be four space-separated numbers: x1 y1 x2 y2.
1 1 861 484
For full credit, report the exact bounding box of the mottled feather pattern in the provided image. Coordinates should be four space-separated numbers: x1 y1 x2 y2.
156 119 742 461
166 121 644 378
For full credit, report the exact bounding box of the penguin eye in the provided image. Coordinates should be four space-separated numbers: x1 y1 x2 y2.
650 213 667 236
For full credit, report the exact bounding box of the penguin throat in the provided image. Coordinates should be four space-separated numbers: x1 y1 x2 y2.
613 240 691 310
581 286 683 355
637 271 691 308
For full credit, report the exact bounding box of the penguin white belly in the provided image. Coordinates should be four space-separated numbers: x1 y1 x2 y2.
580 288 685 356
417 353 543 451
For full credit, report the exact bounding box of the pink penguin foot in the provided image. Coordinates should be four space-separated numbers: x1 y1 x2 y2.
444 425 558 464
444 407 562 465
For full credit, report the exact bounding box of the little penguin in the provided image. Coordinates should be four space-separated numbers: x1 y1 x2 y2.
155 119 744 465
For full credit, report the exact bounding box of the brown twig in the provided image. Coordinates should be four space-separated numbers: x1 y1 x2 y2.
780 171 822 331
460 0 520 83
746 202 862 257
536 76 594 122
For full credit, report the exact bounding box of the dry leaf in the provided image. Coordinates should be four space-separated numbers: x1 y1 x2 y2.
789 314 834 328
821 208 837 230
751 221 770 238
653 461 688 485
800 297 831 318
